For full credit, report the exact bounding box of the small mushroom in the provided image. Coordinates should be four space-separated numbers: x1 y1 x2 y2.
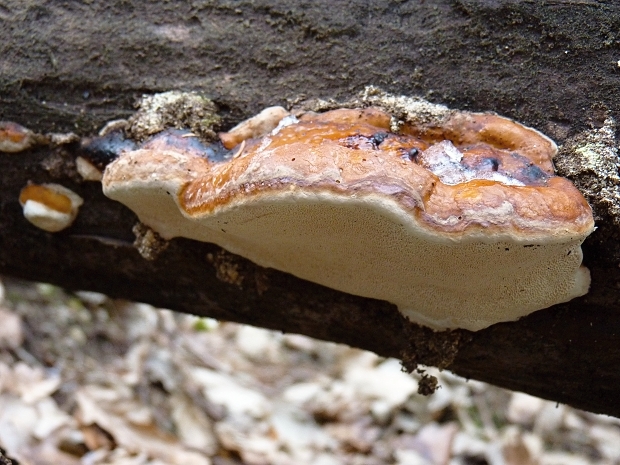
19 183 83 232
102 103 594 331
75 156 104 181
0 122 37 153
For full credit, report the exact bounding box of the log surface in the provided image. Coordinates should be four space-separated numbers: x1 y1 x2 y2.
2 0 620 416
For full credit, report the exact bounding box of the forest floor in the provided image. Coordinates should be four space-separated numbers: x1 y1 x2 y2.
1 277 619 465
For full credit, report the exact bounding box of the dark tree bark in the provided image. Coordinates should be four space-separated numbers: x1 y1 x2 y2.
2 0 620 416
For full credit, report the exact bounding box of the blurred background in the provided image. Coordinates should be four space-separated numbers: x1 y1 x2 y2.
1 277 619 465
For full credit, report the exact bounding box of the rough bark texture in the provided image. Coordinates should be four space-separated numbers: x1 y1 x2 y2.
2 0 620 417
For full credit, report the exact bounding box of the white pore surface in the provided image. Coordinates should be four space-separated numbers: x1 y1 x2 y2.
22 200 74 233
105 177 590 331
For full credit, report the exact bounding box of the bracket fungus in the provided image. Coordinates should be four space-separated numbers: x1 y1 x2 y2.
19 183 83 232
102 98 594 331
0 122 39 153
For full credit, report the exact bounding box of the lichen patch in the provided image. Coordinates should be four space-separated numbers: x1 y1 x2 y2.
132 223 169 261
207 251 245 288
128 91 221 143
555 117 620 226
361 85 452 128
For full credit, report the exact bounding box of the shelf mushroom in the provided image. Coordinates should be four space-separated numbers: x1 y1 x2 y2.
102 104 594 331
0 122 38 153
19 183 83 232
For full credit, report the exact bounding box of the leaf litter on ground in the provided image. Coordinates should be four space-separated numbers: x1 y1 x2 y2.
0 277 619 465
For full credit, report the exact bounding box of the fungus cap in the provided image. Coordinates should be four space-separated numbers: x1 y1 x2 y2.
103 105 594 331
19 183 83 232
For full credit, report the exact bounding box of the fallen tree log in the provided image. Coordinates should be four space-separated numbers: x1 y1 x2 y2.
2 0 620 417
